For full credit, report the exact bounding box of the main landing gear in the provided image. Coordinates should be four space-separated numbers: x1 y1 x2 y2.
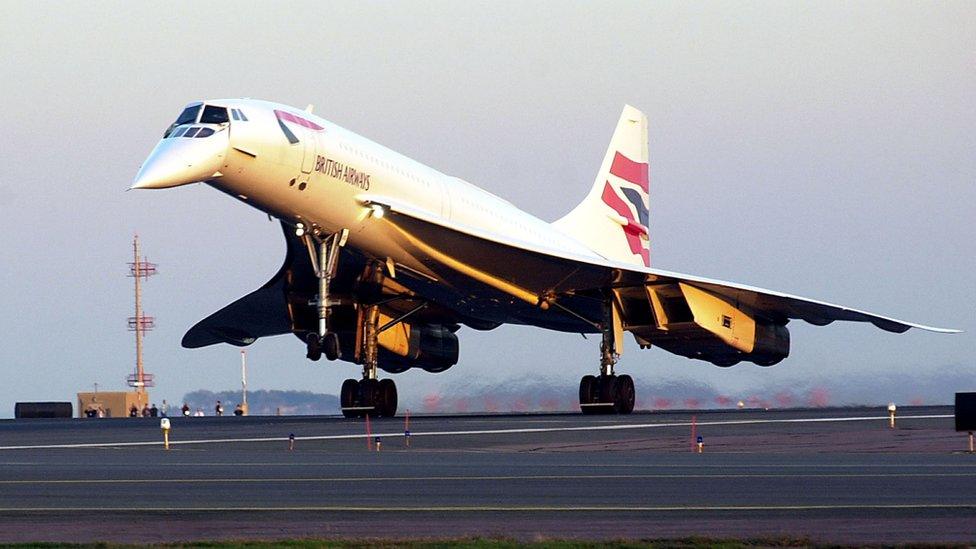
578 300 635 415
300 227 398 418
339 303 398 418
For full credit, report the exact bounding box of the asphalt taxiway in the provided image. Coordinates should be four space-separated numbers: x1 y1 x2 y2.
0 406 973 543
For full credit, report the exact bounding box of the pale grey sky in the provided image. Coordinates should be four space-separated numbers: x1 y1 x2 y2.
0 1 973 416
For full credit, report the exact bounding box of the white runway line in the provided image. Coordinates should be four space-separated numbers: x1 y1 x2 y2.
0 503 973 512
1 472 973 485
0 414 952 451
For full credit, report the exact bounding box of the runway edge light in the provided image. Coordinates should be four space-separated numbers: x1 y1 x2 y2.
404 409 411 447
160 418 171 450
888 402 897 429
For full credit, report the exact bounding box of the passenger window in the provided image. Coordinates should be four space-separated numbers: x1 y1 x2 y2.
200 105 229 124
183 127 200 138
195 128 214 138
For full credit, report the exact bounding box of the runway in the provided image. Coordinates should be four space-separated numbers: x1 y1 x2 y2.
1 406 974 543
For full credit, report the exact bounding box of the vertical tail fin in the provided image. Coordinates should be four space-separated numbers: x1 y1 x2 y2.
552 105 650 267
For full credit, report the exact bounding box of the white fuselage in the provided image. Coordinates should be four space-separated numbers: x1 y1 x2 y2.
133 99 601 280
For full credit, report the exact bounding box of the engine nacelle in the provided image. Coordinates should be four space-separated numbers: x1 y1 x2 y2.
378 324 459 374
645 283 791 367
749 321 790 366
704 322 789 367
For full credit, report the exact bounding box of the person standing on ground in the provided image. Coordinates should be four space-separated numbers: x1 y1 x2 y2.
161 400 169 417
149 403 158 417
215 400 224 416
181 402 190 417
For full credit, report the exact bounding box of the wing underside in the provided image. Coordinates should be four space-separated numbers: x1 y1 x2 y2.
183 198 956 367
360 194 956 367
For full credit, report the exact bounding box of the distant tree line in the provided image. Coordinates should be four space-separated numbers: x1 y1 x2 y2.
182 389 339 416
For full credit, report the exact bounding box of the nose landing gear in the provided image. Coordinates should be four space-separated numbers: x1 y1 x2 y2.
305 332 340 362
303 228 347 363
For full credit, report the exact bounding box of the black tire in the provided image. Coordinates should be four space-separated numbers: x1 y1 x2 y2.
599 375 618 415
579 375 597 414
305 333 322 361
340 379 359 418
615 374 636 415
323 332 341 361
360 379 380 417
378 379 398 417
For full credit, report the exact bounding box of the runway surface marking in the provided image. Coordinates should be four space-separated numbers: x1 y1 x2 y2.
4 462 973 469
0 504 973 512
2 472 974 484
0 413 952 451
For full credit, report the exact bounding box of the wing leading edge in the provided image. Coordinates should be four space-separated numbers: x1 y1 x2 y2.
362 194 959 336
181 222 306 349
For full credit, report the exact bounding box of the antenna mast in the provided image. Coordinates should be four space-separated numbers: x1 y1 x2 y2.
127 234 157 393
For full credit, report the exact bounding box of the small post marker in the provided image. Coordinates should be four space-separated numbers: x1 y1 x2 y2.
404 409 411 447
366 414 373 451
288 433 295 451
888 402 897 429
160 418 171 450
969 432 974 454
696 435 704 454
375 437 382 452
690 415 697 453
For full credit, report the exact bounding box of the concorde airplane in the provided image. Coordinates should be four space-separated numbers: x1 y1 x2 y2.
132 100 957 417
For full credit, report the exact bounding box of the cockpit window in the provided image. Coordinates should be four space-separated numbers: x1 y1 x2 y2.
183 127 201 138
171 126 189 138
200 105 229 124
175 104 201 126
195 128 214 138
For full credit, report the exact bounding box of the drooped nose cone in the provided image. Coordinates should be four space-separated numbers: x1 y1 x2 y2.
131 128 229 189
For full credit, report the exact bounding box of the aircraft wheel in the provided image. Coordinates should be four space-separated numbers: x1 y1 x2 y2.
323 332 341 361
579 375 598 414
340 379 359 418
615 374 635 415
378 379 398 417
599 375 618 415
305 334 322 361
360 379 381 417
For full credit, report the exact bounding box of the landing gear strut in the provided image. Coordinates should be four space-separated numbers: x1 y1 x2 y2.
340 302 398 418
303 228 347 362
578 298 635 415
300 229 399 418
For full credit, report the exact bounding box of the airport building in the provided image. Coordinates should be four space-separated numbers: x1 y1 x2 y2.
77 391 149 418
